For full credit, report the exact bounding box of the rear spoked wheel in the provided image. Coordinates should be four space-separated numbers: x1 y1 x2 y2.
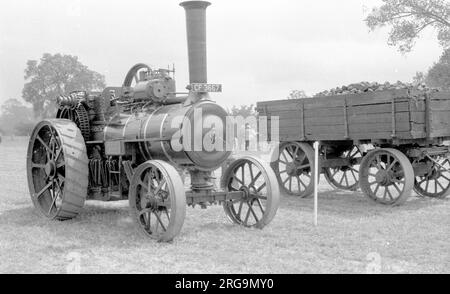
129 160 186 242
222 156 280 229
359 149 414 206
414 156 450 199
27 120 88 220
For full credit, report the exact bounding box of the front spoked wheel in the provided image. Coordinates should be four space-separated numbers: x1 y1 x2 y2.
129 160 186 242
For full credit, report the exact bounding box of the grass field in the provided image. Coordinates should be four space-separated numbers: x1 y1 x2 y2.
0 137 448 274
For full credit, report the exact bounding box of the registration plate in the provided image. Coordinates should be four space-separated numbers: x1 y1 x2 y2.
190 83 222 93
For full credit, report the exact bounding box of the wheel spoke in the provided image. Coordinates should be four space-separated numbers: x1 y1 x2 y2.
232 175 244 187
383 187 388 200
255 198 265 214
386 187 394 201
237 201 244 218
373 183 381 195
243 204 252 226
294 146 300 159
393 183 402 194
248 163 254 184
437 180 445 191
297 164 310 170
339 173 345 185
256 182 267 193
386 160 398 172
154 179 166 196
146 212 151 231
54 147 63 162
37 135 55 159
248 202 259 223
417 178 427 185
298 177 306 190
331 168 339 178
392 179 405 184
249 172 262 188
35 182 53 199
154 211 167 232
32 163 46 169
48 183 58 215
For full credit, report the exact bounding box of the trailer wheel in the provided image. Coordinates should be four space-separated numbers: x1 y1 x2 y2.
414 156 450 199
129 160 186 242
324 146 362 191
222 156 280 229
27 119 88 220
271 142 315 198
359 149 414 206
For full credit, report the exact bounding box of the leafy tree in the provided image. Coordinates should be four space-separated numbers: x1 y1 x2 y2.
426 48 450 89
366 0 450 53
228 104 257 118
0 99 35 135
288 90 308 99
23 53 106 119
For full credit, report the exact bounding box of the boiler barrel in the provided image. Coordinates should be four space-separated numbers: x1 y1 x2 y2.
103 101 231 171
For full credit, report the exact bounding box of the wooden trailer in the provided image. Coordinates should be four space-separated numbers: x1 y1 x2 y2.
257 89 450 206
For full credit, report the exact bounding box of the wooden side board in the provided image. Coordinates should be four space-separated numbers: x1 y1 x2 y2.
257 90 450 142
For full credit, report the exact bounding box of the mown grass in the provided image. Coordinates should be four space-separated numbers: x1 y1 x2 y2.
0 137 448 274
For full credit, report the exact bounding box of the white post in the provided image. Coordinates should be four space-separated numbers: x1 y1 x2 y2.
313 141 320 227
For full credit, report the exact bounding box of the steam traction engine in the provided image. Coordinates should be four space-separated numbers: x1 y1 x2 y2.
26 1 279 242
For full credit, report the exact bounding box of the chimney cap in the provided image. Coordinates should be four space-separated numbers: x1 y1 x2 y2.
180 1 211 9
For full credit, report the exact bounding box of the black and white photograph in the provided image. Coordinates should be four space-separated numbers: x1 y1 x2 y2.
0 0 449 277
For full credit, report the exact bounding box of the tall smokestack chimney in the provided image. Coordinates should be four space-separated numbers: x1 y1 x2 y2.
180 1 211 85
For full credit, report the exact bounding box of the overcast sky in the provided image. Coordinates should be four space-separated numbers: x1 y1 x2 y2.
0 0 443 110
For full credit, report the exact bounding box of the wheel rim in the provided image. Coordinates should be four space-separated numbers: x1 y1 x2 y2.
359 149 414 206
28 122 66 218
324 146 362 191
222 157 279 228
129 161 186 242
273 142 315 197
414 156 450 199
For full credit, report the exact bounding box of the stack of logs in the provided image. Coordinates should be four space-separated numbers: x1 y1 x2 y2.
314 81 437 97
